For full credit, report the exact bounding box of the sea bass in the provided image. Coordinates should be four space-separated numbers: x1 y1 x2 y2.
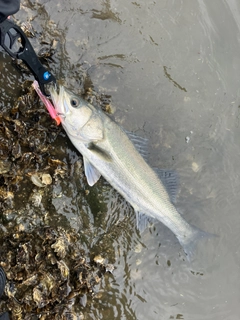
49 85 207 259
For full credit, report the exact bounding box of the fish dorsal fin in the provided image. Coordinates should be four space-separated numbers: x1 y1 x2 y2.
154 169 178 203
83 156 101 186
125 131 149 161
136 211 155 233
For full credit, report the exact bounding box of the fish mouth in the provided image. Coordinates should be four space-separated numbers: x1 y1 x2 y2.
49 85 68 117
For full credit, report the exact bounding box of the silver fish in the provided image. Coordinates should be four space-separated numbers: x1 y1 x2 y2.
50 86 208 259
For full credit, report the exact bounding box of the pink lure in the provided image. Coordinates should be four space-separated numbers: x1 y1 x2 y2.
32 80 61 125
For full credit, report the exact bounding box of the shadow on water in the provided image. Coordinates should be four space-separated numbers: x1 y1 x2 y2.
1 0 240 319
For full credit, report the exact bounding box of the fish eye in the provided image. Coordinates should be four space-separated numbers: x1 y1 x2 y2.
70 97 79 108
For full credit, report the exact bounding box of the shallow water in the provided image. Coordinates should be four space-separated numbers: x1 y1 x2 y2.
2 0 240 319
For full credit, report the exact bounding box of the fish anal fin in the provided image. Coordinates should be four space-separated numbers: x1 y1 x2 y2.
135 211 155 233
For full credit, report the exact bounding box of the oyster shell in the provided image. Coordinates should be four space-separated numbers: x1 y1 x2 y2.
30 173 53 187
0 227 111 318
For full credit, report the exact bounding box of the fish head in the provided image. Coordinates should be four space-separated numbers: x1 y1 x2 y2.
49 85 94 139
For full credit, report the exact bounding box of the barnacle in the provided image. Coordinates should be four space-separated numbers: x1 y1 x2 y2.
93 255 105 265
57 260 69 280
51 235 69 259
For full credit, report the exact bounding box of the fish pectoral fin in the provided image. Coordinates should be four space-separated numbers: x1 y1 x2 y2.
154 169 178 203
87 143 112 162
83 157 101 186
135 211 155 233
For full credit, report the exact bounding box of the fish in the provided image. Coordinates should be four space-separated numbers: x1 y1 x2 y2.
48 85 209 260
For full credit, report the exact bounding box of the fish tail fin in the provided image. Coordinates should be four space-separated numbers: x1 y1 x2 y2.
177 225 215 262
